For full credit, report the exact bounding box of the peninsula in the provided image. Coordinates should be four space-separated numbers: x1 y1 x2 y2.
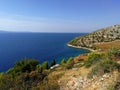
68 24 120 51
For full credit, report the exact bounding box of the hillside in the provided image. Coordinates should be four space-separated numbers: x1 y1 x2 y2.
68 24 120 49
0 47 120 90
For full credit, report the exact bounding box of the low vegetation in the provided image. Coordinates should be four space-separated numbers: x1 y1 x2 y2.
0 57 76 90
87 47 120 78
84 52 105 67
88 60 120 78
0 47 120 90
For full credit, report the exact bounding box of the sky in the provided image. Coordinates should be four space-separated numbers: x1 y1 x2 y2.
0 0 120 33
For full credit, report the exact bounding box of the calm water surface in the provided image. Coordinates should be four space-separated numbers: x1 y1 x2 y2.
0 33 89 71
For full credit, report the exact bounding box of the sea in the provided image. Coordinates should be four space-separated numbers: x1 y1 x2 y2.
0 32 89 72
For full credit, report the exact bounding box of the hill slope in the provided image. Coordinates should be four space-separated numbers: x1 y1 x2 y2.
68 24 120 49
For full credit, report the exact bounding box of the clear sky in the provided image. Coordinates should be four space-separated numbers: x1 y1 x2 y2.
0 0 120 33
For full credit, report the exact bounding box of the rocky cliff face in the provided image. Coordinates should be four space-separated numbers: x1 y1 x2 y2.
69 24 120 48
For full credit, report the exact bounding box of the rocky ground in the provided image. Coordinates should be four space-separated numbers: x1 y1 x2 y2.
58 71 119 90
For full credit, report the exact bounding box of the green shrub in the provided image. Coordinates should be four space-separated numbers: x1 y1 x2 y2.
69 37 79 45
67 57 73 64
66 57 74 69
85 52 105 68
61 59 66 65
7 58 39 74
36 65 43 73
0 73 4 79
107 47 120 59
101 60 120 72
41 61 49 70
88 60 120 78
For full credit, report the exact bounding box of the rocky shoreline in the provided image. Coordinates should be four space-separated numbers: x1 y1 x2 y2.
67 44 95 52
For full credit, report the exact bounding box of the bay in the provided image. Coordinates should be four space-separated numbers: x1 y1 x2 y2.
0 32 89 72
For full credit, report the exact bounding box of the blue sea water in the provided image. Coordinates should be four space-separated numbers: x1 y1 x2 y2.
0 32 89 72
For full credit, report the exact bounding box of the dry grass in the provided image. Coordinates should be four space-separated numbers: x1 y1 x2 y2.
74 40 120 62
74 54 88 63
95 40 120 51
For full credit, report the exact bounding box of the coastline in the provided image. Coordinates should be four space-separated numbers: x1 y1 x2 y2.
67 44 95 52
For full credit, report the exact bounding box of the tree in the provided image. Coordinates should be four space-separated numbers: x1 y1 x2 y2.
50 60 56 67
66 57 74 69
41 61 49 70
36 65 43 73
67 57 73 64
61 59 66 65
7 58 39 73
